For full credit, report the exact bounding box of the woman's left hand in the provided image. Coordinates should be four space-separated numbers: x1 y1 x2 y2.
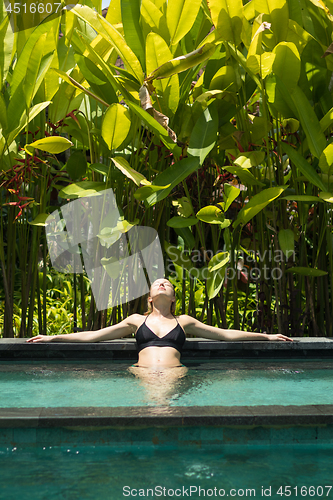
266 334 293 341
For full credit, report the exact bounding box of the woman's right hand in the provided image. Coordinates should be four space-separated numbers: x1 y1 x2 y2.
26 335 55 343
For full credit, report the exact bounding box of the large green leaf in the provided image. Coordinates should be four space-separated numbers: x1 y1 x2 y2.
285 267 328 277
75 55 118 105
319 144 333 174
2 101 51 156
25 137 73 155
58 181 107 199
101 103 131 151
282 143 327 191
166 0 202 46
278 229 295 258
71 5 143 83
208 0 243 47
121 0 145 66
276 77 326 159
196 206 226 224
134 184 171 201
66 152 87 181
126 101 181 154
234 186 286 227
145 43 216 82
111 157 150 186
145 32 179 115
254 0 289 46
167 216 198 228
224 166 266 187
290 86 326 159
0 16 13 85
188 103 218 164
145 156 200 206
272 42 300 91
141 0 169 42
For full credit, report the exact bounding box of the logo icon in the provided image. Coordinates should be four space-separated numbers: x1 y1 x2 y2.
45 188 164 310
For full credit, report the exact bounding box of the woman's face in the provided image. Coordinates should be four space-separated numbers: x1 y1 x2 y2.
149 279 175 300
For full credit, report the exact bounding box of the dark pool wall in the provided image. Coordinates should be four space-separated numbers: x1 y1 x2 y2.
1 337 333 360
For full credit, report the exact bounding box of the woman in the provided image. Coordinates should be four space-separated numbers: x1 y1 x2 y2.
27 278 292 367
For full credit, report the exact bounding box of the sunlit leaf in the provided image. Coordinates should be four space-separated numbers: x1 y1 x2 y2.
101 103 131 151
25 136 73 155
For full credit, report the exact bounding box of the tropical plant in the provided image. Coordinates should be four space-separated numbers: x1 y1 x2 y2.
1 0 333 338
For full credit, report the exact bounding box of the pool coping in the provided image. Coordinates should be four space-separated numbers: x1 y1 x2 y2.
1 337 333 359
1 405 333 428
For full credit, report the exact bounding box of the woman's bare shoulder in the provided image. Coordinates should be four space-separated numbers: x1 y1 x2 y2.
127 314 146 328
176 314 198 327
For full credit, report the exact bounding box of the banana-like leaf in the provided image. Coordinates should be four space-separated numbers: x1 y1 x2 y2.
141 0 169 42
111 157 150 186
126 100 180 154
188 103 218 164
285 266 328 276
167 216 198 228
134 184 171 201
101 103 131 151
25 136 73 155
208 252 230 272
145 43 216 82
29 213 52 226
1 101 51 156
71 5 143 83
254 0 289 46
166 0 202 46
319 192 333 203
272 42 300 91
281 195 322 202
73 31 135 102
196 206 231 227
278 229 295 258
144 156 200 206
145 32 179 115
208 0 243 47
52 68 110 108
223 185 240 212
0 93 7 131
319 144 333 174
58 181 107 199
66 151 87 181
282 143 327 191
75 55 118 105
277 78 326 159
206 267 225 299
0 16 14 85
234 186 286 228
121 0 145 66
224 166 266 187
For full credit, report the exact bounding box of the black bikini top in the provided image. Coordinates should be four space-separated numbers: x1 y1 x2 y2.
135 315 186 354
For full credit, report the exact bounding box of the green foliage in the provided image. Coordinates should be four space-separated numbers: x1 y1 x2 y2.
1 0 333 338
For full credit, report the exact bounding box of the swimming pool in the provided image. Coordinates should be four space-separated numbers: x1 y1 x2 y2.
1 359 333 407
1 442 332 500
1 354 333 499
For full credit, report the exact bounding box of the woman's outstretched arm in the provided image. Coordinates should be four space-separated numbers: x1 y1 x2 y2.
180 315 293 341
26 314 142 343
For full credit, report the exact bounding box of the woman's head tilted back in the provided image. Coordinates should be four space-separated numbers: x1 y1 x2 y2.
145 278 176 315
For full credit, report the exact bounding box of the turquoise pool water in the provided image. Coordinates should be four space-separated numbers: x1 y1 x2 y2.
1 359 333 407
0 443 332 500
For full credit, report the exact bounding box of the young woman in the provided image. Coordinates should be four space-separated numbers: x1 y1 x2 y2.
27 278 292 367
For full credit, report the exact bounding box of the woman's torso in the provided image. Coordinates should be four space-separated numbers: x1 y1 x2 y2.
134 314 186 367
